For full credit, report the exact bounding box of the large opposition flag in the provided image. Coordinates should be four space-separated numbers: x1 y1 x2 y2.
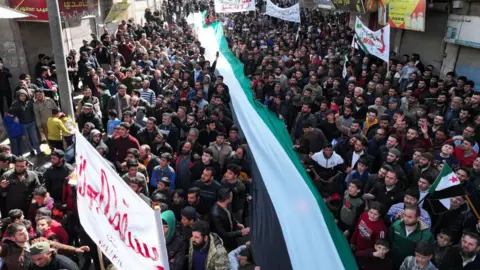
354 17 390 63
189 12 358 270
74 131 169 270
428 163 465 210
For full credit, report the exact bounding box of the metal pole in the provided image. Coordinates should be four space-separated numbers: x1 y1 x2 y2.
46 0 75 119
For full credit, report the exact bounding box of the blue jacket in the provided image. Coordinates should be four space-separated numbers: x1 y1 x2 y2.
4 115 24 138
150 165 176 189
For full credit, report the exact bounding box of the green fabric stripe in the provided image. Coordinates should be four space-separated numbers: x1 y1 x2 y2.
429 163 453 192
354 33 370 53
208 19 358 270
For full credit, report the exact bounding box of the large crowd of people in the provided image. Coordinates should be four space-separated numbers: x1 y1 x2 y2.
0 0 479 269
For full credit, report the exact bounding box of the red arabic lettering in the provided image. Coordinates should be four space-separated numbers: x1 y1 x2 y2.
77 155 161 263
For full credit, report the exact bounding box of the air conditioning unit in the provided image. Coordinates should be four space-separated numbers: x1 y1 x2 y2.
452 0 463 9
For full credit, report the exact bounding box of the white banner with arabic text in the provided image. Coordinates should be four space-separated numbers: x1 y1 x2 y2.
265 0 300 23
354 17 390 63
74 131 169 270
214 0 256 13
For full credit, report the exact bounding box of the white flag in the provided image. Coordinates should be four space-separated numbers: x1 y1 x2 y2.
354 17 390 63
74 131 169 270
265 0 300 23
214 0 256 13
342 55 348 78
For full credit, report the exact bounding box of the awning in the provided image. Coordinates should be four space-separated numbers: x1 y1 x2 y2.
0 4 36 19
105 2 130 24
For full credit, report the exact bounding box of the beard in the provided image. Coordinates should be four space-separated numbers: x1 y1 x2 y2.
419 163 429 169
192 239 206 250
460 249 477 259
15 169 26 175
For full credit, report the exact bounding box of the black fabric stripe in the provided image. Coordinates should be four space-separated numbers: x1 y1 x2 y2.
249 152 293 270
229 101 293 269
429 185 466 200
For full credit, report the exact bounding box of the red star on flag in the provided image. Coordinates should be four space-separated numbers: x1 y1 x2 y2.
450 176 459 183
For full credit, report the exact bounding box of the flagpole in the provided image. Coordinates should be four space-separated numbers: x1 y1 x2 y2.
466 194 480 220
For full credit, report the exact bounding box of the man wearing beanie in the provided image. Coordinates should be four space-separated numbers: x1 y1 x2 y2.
30 241 79 269
386 188 431 228
181 206 198 246
385 148 408 187
410 152 439 188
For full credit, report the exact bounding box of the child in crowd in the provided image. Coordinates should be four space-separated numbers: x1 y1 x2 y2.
36 216 61 242
107 109 121 136
400 242 437 270
351 201 387 252
3 108 24 156
355 238 393 270
432 228 453 267
338 180 365 238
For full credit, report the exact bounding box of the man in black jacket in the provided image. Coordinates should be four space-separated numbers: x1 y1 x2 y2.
440 232 480 270
0 156 40 217
0 59 13 116
210 188 249 251
44 149 73 203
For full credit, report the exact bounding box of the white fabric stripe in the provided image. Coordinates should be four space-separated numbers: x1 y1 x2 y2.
435 172 458 191
192 15 345 269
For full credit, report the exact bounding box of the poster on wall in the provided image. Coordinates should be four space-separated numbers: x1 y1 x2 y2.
9 0 99 22
214 0 256 13
332 0 365 13
445 14 480 49
378 0 426 31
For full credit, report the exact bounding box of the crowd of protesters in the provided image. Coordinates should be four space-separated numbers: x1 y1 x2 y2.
0 0 479 269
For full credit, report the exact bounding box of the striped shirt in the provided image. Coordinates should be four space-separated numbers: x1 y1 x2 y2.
140 88 156 106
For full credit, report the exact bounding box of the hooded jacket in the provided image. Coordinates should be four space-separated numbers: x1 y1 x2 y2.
162 210 186 270
188 233 229 270
10 92 36 124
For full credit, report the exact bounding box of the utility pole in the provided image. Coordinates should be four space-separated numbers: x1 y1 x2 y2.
46 0 75 119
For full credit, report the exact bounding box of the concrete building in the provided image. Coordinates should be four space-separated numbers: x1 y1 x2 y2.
0 0 160 90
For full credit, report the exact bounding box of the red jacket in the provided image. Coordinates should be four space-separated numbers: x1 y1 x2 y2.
50 219 69 244
350 212 387 251
453 147 477 167
444 138 478 167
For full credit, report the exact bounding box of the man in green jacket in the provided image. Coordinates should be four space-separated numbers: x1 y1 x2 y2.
389 205 434 268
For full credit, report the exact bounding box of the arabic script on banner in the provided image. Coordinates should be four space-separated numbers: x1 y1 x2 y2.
214 0 256 13
265 0 301 23
9 0 99 21
355 17 390 63
74 132 169 270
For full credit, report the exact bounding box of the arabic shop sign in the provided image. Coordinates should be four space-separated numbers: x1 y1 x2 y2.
332 0 365 13
9 0 99 21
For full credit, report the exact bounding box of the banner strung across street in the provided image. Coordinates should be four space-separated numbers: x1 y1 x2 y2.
214 0 255 13
9 0 99 21
378 0 426 31
74 131 169 270
265 0 300 23
354 17 390 63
